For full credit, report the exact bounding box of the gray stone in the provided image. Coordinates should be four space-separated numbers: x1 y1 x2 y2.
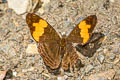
97 54 105 64
85 64 94 73
88 69 115 80
113 48 119 53
77 76 81 80
8 0 29 14
109 53 116 60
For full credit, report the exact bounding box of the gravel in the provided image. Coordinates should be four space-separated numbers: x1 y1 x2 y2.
0 0 120 79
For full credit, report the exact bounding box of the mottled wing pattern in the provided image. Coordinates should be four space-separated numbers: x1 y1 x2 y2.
62 43 79 71
38 42 61 70
67 15 97 45
26 13 61 70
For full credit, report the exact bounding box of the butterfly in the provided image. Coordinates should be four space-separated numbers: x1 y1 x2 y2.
26 13 102 73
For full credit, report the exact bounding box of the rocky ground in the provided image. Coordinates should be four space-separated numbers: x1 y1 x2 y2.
0 0 120 80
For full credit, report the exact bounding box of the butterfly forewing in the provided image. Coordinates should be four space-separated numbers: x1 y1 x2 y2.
67 15 97 45
26 13 61 43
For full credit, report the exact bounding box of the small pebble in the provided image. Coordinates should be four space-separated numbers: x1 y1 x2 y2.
113 48 119 53
88 69 115 80
13 71 17 77
26 44 39 56
0 0 7 3
77 76 81 80
112 16 117 24
109 53 116 60
7 0 29 14
85 64 94 73
110 0 115 2
57 76 68 80
97 54 105 64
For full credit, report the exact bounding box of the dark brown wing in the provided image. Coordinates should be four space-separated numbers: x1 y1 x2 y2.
38 42 61 70
62 43 79 71
26 13 61 43
26 13 61 70
75 33 105 57
67 15 97 45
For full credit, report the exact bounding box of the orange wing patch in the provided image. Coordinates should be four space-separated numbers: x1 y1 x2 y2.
78 21 91 44
32 19 48 42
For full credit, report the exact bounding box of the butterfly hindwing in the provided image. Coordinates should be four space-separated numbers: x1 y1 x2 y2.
26 13 61 70
75 33 104 57
67 15 97 45
62 43 79 71
38 42 61 70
